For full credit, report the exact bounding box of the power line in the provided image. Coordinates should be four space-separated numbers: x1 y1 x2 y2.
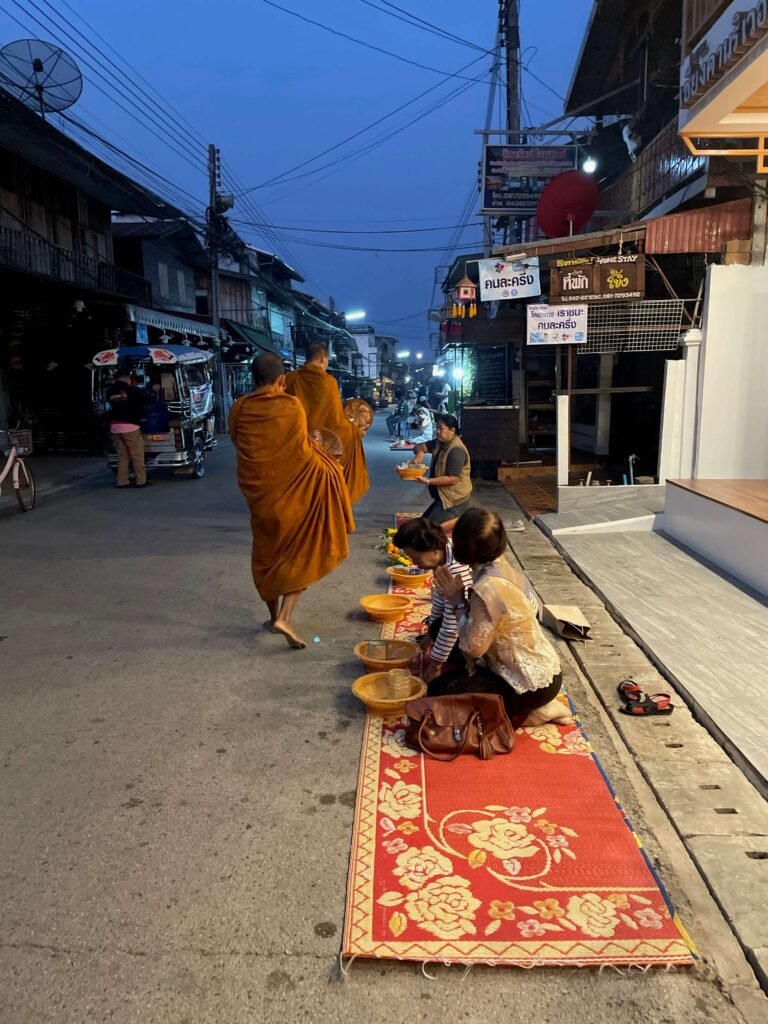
1 0 207 174
228 219 484 235
236 50 490 194
354 0 492 54
261 0 490 82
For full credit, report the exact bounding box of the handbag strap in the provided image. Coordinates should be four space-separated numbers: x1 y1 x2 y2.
417 709 479 762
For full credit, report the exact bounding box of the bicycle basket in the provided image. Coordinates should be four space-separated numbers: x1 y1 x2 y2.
8 429 33 455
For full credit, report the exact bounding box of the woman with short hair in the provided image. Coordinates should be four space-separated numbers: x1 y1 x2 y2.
429 508 570 728
409 414 472 532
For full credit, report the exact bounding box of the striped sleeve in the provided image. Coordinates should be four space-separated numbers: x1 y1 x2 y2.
431 560 474 663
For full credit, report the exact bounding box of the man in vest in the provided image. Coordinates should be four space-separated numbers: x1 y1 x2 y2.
409 413 472 532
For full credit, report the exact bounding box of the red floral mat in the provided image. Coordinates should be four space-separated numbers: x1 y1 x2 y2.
344 517 696 969
342 714 695 967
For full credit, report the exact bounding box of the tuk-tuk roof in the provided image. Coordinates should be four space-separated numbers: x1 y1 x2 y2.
92 345 215 367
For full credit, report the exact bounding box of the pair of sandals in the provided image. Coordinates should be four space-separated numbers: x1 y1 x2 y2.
617 680 674 717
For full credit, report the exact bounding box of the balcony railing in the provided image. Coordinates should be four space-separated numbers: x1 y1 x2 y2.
0 225 152 305
598 120 706 222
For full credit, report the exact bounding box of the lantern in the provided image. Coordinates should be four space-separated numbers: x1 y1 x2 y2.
452 276 477 318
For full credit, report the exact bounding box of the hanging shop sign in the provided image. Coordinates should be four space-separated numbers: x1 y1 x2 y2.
481 145 576 215
527 304 588 346
680 1 768 110
478 257 541 302
549 254 645 303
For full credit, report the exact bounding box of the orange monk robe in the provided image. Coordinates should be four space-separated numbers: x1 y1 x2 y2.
284 363 370 505
228 385 354 602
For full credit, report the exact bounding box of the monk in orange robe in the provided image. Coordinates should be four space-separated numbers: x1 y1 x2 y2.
229 352 354 649
284 343 370 505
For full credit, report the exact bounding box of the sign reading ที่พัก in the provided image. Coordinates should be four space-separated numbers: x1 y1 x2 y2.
526 304 588 346
549 254 645 303
478 257 541 303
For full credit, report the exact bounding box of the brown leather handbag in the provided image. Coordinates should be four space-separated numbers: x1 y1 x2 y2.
405 694 516 762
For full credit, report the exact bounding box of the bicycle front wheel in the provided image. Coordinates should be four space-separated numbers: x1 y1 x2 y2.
14 459 36 512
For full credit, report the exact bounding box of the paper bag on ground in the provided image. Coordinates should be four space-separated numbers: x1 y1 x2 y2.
542 604 592 641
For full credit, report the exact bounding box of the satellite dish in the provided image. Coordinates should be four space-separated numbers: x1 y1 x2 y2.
0 39 83 115
537 170 599 239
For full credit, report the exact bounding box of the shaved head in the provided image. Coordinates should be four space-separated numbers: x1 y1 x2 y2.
252 352 285 387
307 343 329 364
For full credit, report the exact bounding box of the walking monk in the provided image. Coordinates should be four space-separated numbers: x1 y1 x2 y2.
284 344 370 505
229 352 354 650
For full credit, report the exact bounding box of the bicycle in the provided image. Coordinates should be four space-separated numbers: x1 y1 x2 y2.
0 428 36 512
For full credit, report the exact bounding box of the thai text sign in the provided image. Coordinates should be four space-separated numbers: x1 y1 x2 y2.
549 254 645 302
478 257 541 302
482 145 575 214
527 304 588 346
681 1 768 109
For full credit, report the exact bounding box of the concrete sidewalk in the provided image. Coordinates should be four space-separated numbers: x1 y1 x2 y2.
0 414 765 1023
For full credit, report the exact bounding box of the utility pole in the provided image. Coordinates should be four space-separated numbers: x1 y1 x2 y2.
207 143 229 430
502 0 521 141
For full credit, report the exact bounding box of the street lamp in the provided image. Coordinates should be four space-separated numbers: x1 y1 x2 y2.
415 351 423 359
345 310 366 321
582 156 598 174
396 350 410 359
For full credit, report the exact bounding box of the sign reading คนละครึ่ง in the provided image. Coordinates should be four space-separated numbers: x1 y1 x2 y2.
478 257 541 302
549 254 645 303
482 145 575 214
526 304 588 346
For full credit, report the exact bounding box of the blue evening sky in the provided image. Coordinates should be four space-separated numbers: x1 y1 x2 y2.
0 0 593 345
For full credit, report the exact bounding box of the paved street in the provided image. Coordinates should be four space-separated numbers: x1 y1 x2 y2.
0 416 765 1023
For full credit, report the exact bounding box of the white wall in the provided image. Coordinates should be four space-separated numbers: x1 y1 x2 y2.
696 263 768 478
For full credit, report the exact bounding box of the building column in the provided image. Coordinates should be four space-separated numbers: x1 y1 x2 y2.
679 328 702 479
594 354 613 456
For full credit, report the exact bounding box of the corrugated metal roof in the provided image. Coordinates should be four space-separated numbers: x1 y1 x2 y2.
644 199 752 254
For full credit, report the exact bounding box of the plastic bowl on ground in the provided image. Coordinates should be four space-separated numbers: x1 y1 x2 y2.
351 672 427 718
353 638 421 672
359 594 413 622
395 464 428 480
387 565 432 590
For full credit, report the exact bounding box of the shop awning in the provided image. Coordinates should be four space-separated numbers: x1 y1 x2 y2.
126 305 219 339
223 318 280 353
491 223 646 261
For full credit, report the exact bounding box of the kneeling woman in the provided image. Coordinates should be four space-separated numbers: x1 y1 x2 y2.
429 508 571 728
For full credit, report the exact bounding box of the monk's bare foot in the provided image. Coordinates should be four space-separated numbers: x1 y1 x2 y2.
523 699 574 728
262 620 279 633
272 620 307 649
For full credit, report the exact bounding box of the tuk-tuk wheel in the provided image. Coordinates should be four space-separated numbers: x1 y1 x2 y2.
191 436 206 478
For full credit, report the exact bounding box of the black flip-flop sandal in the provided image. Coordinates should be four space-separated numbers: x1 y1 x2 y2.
619 693 674 716
617 679 643 703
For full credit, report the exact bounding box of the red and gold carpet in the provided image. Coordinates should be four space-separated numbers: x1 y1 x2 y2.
343 517 696 969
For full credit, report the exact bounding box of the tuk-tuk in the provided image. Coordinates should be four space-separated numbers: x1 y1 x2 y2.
91 345 217 478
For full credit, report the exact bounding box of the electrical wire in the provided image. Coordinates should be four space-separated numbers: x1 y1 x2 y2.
228 219 484 235
354 0 493 54
236 50 490 194
3 0 207 173
261 0 490 81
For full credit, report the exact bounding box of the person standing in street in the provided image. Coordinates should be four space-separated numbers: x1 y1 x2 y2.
285 343 370 505
106 368 147 488
386 390 409 440
229 352 354 649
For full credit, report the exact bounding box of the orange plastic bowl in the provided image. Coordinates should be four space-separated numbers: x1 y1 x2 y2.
395 464 428 480
387 565 432 590
359 594 413 622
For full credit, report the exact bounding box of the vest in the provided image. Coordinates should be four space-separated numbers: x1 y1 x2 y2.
432 434 472 509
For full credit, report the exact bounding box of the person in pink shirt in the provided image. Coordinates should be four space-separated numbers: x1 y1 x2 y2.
106 370 147 488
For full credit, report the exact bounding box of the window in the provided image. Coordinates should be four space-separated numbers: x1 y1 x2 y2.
158 262 169 298
177 269 187 304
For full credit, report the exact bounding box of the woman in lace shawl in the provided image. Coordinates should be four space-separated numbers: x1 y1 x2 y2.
429 508 572 728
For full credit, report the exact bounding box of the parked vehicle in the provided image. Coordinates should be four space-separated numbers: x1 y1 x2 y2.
91 345 216 479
